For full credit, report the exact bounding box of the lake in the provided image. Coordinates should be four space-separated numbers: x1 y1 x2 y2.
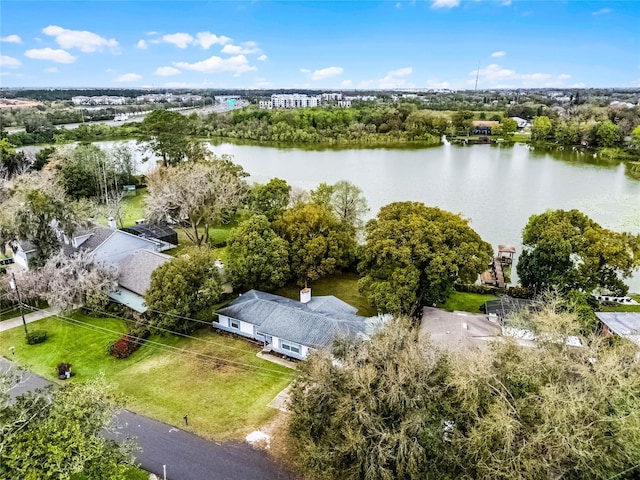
97 140 640 291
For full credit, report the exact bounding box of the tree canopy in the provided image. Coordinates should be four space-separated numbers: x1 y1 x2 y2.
289 301 640 480
144 247 223 332
517 209 639 294
358 202 493 315
274 203 356 286
145 158 247 246
247 177 291 221
0 373 136 479
139 110 202 166
227 214 290 291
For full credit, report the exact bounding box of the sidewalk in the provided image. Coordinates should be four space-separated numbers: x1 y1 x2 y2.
0 307 58 333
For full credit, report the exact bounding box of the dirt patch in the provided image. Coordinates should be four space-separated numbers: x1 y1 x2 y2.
0 99 43 109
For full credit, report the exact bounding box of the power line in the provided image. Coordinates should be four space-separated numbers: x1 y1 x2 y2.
83 305 278 357
21 305 295 379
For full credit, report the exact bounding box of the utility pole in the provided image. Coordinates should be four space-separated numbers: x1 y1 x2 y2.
10 273 28 337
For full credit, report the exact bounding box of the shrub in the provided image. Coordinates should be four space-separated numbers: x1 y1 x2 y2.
107 328 149 359
26 330 47 345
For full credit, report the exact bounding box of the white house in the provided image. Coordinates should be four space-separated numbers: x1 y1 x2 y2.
215 289 379 360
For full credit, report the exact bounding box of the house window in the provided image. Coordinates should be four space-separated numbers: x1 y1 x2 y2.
281 341 301 354
230 320 240 330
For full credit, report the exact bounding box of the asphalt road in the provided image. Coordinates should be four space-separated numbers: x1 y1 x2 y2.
1 358 296 480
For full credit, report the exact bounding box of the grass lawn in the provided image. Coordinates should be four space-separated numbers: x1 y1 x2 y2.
120 188 148 227
599 293 640 313
0 312 293 441
438 291 498 313
275 272 377 317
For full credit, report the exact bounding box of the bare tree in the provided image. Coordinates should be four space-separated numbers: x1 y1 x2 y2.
145 159 247 246
10 251 118 311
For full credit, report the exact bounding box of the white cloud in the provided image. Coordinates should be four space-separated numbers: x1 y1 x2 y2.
257 54 268 61
359 67 414 89
42 25 118 53
44 67 59 73
253 77 271 88
195 32 231 49
593 8 612 15
114 73 142 82
163 32 194 48
305 66 344 81
221 43 261 55
1 34 22 43
25 48 76 64
0 55 22 68
154 66 181 76
431 0 460 8
300 68 310 74
136 39 147 50
491 51 506 58
379 67 413 88
470 63 575 88
174 54 256 75
341 79 352 87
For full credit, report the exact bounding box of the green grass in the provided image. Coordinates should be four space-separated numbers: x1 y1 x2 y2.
275 273 377 317
437 291 498 313
0 312 293 441
120 188 148 227
599 293 640 312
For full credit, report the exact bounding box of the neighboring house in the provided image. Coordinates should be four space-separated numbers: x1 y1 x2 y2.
596 312 640 347
471 120 499 135
215 289 379 360
108 249 172 313
420 306 501 352
11 240 36 269
511 117 530 129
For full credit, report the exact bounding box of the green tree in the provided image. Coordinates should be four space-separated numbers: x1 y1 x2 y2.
289 319 453 480
247 178 291 221
631 124 640 150
0 374 136 479
358 202 492 315
0 138 29 179
517 209 639 294
449 301 640 480
531 115 553 142
594 119 621 148
310 182 335 209
144 247 223 332
139 110 199 166
33 146 56 171
494 117 518 139
328 180 369 229
274 203 356 286
227 215 290 291
451 110 474 132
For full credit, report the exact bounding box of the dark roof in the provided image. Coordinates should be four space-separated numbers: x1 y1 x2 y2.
62 226 113 256
122 224 177 241
116 249 172 296
484 297 537 319
217 290 374 349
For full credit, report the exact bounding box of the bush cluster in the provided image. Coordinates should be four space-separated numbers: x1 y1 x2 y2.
107 327 150 359
454 283 533 299
26 329 47 345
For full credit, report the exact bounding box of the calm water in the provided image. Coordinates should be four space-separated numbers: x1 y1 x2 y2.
99 140 640 291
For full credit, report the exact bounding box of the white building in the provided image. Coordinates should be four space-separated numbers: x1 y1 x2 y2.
71 95 127 106
260 94 321 109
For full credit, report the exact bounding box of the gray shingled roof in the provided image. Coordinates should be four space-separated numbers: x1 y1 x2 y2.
62 226 114 256
217 290 372 349
596 312 640 347
116 249 172 296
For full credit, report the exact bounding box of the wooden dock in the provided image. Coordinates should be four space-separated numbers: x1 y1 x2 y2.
480 245 515 289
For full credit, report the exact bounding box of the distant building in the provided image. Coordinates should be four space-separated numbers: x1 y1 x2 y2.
471 120 499 135
72 95 127 105
321 92 343 101
511 117 530 129
259 94 321 109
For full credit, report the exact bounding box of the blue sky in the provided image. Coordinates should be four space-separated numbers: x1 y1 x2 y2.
1 1 639 90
